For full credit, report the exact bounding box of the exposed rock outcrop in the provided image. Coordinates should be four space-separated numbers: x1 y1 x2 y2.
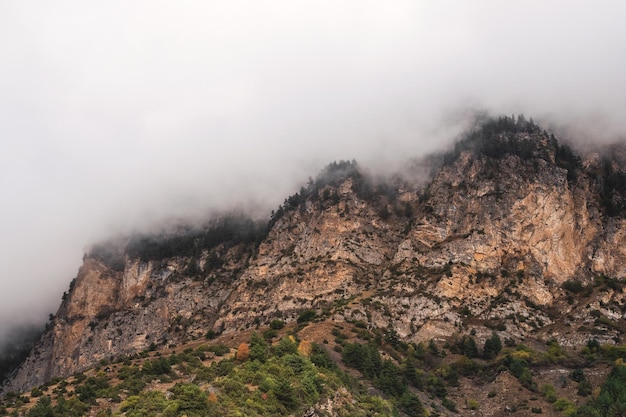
5 121 626 393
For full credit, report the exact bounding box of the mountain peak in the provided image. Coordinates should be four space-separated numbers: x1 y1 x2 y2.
4 117 626 417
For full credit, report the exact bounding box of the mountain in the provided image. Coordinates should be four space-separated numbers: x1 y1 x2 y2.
3 115 626 416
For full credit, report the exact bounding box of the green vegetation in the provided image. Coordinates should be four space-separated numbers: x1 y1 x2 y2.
269 160 364 228
9 331 626 417
444 115 543 164
296 309 317 324
561 279 590 295
599 159 626 218
1 337 400 417
442 114 586 187
269 159 404 228
269 319 285 330
540 383 557 403
594 275 626 291
341 341 429 416
574 360 626 416
504 352 534 389
483 332 503 359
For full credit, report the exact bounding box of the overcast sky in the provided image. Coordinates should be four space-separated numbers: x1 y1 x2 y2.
1 1 625 333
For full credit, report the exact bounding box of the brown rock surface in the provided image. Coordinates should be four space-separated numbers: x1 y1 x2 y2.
5 130 626 394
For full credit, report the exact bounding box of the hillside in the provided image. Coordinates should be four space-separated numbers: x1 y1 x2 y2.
3 115 626 416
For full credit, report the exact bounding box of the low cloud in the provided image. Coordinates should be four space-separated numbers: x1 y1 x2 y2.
0 1 625 333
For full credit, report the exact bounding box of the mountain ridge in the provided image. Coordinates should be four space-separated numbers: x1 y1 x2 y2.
3 116 626 416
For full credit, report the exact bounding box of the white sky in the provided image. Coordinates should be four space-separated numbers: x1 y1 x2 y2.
1 1 625 331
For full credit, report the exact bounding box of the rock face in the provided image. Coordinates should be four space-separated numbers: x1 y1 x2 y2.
5 119 626 393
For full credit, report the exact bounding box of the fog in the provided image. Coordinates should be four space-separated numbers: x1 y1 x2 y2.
1 1 625 336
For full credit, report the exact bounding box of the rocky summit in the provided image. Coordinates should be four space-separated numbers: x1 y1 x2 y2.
3 116 626 416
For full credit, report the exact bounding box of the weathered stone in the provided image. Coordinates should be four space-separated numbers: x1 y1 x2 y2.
6 132 626 394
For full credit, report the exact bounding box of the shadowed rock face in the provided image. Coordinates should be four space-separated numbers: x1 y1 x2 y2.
5 123 626 393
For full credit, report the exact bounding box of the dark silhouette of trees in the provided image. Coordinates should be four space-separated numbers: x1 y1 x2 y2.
123 214 268 262
483 332 503 359
444 115 550 165
599 160 626 218
554 140 583 181
269 160 365 228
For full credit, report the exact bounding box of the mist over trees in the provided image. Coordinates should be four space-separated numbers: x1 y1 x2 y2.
84 114 626 275
88 214 269 268
0 326 43 387
442 114 626 219
268 159 404 228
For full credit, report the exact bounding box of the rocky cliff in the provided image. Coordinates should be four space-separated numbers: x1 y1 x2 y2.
5 116 626 394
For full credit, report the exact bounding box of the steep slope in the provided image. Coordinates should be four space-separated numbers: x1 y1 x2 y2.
5 116 626 400
5 217 263 393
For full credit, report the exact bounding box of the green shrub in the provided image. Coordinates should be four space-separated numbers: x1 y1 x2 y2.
26 396 54 417
399 393 428 417
263 329 278 340
594 315 620 330
170 382 209 414
310 344 338 370
570 368 586 383
209 343 231 356
587 338 601 352
249 333 270 362
540 384 557 403
467 399 479 410
546 340 567 363
30 387 43 398
342 343 381 379
553 398 575 413
600 344 626 361
273 378 297 410
269 319 285 330
354 320 368 329
272 337 297 357
577 380 592 397
506 355 533 389
297 309 317 324
442 397 457 412
120 391 169 415
561 280 587 294
74 375 110 404
484 332 503 359
574 362 626 415
463 337 479 358
142 357 171 376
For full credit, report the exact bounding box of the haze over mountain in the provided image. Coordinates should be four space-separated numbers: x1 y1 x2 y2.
1 0 626 341
3 116 626 416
